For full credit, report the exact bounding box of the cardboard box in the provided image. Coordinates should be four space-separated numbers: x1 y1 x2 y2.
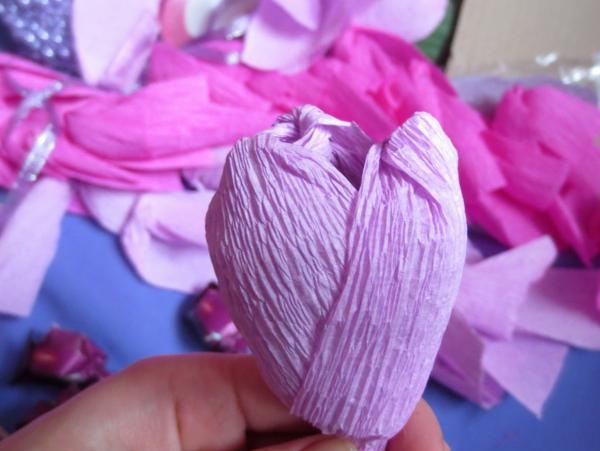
447 0 600 76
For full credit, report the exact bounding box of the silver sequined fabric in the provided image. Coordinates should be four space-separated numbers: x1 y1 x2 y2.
0 0 78 74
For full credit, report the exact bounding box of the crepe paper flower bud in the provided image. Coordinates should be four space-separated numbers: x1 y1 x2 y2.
206 105 467 450
28 327 109 384
187 284 248 353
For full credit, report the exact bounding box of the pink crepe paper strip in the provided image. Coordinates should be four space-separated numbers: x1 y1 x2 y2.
0 51 275 192
206 106 467 449
0 177 70 316
72 0 161 91
241 28 600 261
484 86 600 264
242 28 506 223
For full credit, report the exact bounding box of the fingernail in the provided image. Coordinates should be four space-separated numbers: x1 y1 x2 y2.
303 437 358 451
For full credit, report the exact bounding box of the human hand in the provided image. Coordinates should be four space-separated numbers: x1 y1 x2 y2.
0 354 449 451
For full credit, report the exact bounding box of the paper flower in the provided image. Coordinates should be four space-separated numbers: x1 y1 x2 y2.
242 0 448 70
206 106 467 449
27 326 109 384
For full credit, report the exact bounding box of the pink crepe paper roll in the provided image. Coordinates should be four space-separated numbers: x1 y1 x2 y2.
206 106 467 449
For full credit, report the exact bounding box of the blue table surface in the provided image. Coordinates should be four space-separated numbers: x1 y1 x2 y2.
1 212 600 450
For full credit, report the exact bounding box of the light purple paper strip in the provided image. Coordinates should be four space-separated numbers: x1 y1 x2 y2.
455 236 557 339
79 185 215 293
518 268 600 350
482 332 568 417
0 177 70 316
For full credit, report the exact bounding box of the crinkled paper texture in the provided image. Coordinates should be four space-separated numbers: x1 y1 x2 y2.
206 106 467 449
0 50 274 192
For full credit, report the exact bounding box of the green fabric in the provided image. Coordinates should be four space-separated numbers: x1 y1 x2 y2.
417 1 456 63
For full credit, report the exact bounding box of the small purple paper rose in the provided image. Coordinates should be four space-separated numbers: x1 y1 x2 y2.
206 106 467 449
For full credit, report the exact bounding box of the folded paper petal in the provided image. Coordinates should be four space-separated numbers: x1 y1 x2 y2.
77 185 138 234
72 0 161 90
80 186 215 293
455 236 557 339
432 311 504 408
242 0 356 71
518 268 600 350
482 333 568 417
354 0 448 42
207 126 358 404
292 112 466 446
0 178 70 316
437 236 600 415
434 312 568 417
207 107 466 449
0 51 275 192
242 0 449 71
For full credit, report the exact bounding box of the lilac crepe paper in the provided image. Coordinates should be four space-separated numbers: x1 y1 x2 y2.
72 0 160 91
434 235 600 416
242 0 448 71
78 186 215 293
518 268 600 350
454 236 557 339
0 177 70 317
206 106 467 449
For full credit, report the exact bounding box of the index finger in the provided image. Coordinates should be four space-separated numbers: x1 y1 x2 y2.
0 354 313 451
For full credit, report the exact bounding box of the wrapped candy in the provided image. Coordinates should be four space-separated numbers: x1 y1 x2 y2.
27 326 109 384
186 284 248 353
206 106 467 449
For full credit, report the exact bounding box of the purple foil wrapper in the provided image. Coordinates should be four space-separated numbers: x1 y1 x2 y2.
28 326 109 384
0 0 79 75
188 284 248 353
